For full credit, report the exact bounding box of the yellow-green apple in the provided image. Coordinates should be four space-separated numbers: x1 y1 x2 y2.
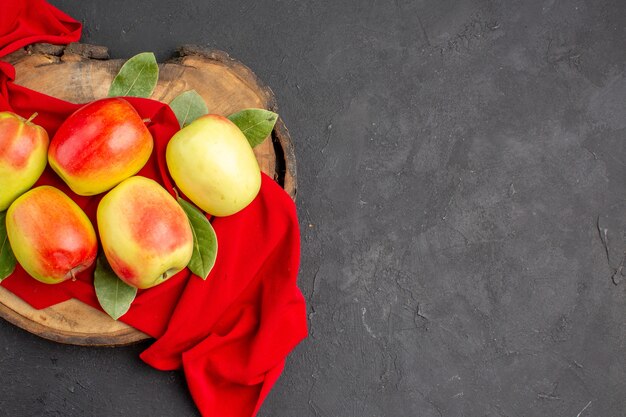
48 97 153 196
97 176 193 289
0 112 49 211
166 114 261 217
6 186 98 284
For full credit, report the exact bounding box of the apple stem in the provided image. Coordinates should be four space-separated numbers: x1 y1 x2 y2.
26 112 38 123
70 269 77 282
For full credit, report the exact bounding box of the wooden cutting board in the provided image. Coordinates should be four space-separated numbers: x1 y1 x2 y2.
0 43 297 346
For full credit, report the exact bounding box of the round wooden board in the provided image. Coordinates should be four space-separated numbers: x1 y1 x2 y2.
0 43 297 346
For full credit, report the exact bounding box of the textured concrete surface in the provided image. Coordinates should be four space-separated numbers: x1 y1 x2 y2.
1 0 625 416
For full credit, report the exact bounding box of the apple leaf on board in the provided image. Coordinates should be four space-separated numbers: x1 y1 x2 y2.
228 108 278 148
178 197 218 280
94 253 137 320
108 52 159 98
170 90 208 128
0 211 16 281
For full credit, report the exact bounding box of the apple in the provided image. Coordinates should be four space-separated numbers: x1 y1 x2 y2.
97 176 193 289
0 112 49 211
48 97 153 196
6 186 98 284
165 114 261 217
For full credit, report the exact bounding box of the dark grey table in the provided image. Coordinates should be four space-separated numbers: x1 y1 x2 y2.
2 1 625 416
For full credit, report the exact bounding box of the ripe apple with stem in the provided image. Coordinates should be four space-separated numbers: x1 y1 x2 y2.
6 186 98 284
97 176 193 289
0 111 49 211
48 97 153 196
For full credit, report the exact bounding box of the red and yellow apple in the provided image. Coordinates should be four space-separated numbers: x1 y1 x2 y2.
6 186 98 284
0 112 49 210
48 97 153 196
166 114 261 217
97 176 193 289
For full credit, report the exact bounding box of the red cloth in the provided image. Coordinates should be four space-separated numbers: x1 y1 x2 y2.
0 2 307 416
0 0 81 57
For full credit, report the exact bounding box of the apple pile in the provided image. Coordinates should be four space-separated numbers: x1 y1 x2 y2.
0 95 264 293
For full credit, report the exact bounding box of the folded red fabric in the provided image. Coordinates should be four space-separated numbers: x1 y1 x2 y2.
0 0 81 57
0 1 307 415
143 173 307 417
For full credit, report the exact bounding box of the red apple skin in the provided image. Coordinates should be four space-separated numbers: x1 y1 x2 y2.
0 112 49 210
6 186 98 284
48 97 153 196
97 176 193 289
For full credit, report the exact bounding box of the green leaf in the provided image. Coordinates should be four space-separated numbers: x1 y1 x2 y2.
228 108 278 148
0 211 16 281
94 253 137 320
170 90 208 128
178 197 218 280
108 52 159 98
